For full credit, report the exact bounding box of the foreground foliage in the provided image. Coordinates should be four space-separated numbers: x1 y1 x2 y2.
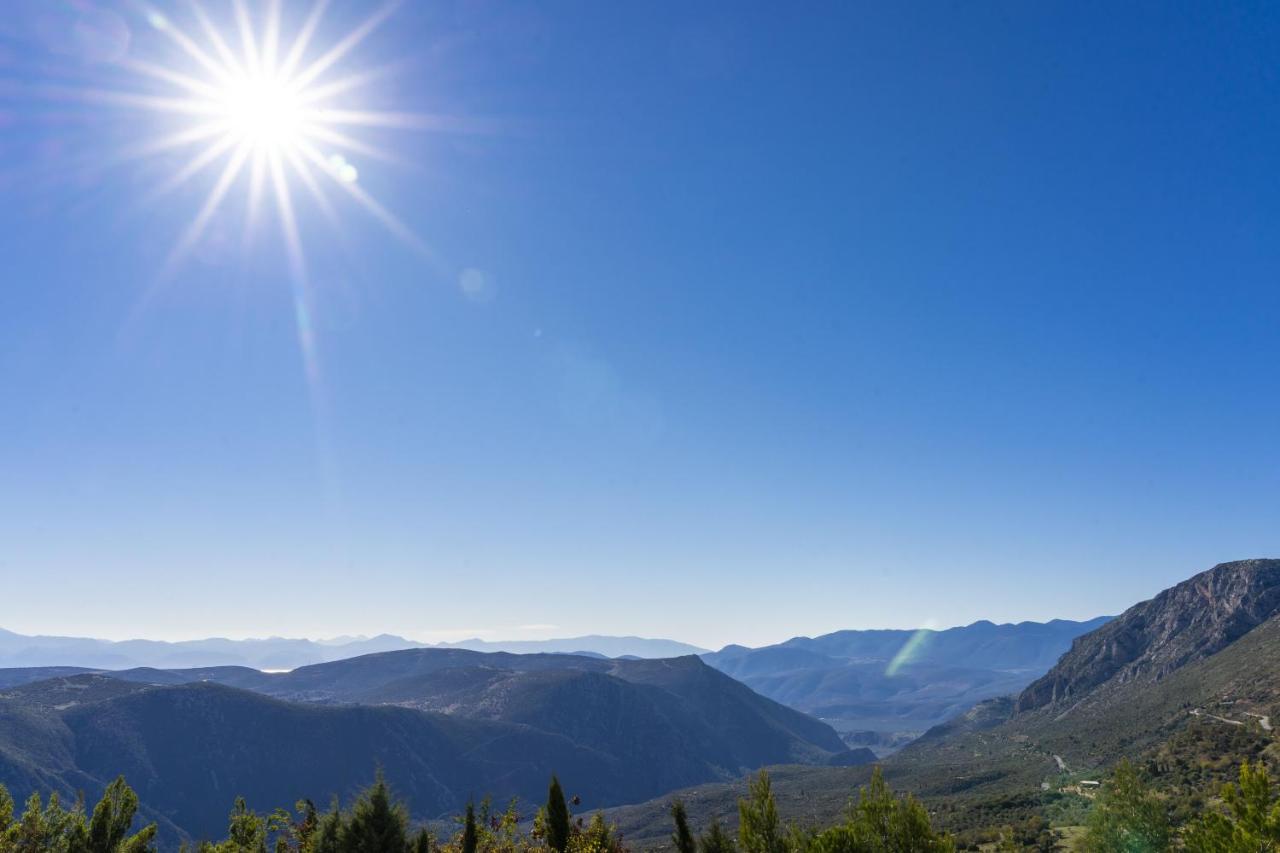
5 757 1278 852
0 776 157 853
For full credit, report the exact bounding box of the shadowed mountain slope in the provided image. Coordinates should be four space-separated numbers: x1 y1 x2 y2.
0 650 847 842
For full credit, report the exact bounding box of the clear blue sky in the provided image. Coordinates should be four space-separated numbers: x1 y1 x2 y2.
2 0 1278 649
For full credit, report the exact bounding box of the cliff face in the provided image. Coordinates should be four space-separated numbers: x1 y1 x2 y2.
1017 559 1280 712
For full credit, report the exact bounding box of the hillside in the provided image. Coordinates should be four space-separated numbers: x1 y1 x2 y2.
0 651 848 842
702 618 1108 749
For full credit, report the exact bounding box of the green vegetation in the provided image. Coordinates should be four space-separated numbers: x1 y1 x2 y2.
544 778 569 853
0 776 157 853
1080 760 1171 852
1183 761 1280 852
5 758 1280 851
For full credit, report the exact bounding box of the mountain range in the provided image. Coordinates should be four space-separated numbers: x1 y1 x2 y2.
701 617 1109 751
0 629 707 670
0 649 852 842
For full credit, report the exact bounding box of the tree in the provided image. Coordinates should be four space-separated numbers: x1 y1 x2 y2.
1184 760 1280 852
800 767 953 853
0 786 12 840
409 828 433 853
340 777 408 853
1080 759 1171 853
222 797 269 853
460 803 477 853
672 800 696 853
572 813 622 853
699 819 737 853
78 777 157 853
545 777 571 853
738 772 784 853
308 803 344 853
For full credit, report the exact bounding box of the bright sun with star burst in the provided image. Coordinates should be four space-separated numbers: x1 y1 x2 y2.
97 1 433 274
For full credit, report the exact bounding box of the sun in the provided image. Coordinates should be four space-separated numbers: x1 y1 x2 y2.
89 0 438 274
218 71 306 152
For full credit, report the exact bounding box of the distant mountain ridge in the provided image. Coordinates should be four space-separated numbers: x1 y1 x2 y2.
0 629 706 670
701 617 1109 748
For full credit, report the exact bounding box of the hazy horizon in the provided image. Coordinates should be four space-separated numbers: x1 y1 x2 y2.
2 608 1123 651
4 1 1279 650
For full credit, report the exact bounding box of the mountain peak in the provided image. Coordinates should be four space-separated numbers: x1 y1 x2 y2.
1017 558 1280 712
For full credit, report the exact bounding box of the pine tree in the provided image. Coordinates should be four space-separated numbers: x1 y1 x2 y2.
672 800 696 853
545 776 570 853
77 777 156 853
340 776 409 853
737 772 784 853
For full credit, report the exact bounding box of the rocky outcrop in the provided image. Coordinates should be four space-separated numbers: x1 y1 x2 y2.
1017 559 1280 712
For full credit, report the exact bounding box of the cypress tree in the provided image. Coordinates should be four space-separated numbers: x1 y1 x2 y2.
671 800 696 853
545 776 570 853
460 803 477 853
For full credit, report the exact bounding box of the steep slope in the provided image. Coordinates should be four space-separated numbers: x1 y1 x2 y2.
1018 559 1280 710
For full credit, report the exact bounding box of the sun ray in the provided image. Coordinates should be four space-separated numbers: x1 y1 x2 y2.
278 0 330 79
149 5 236 85
165 142 252 274
293 62 403 106
188 0 246 79
291 2 399 90
261 0 283 75
30 82 216 116
117 58 224 101
232 0 263 77
124 120 230 166
270 152 306 283
302 108 487 133
243 149 269 244
297 123 405 167
144 132 240 202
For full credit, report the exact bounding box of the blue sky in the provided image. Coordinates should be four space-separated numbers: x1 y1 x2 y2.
2 0 1278 649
